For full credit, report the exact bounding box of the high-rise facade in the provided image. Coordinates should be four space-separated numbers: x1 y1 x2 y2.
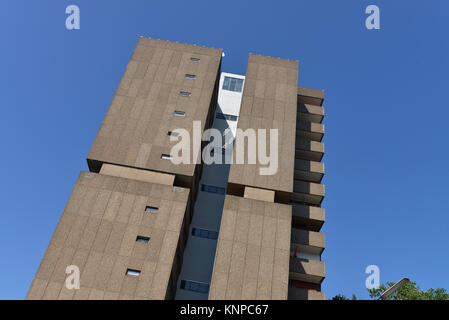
27 38 326 300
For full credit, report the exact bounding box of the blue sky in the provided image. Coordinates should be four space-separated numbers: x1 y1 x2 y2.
1 0 448 300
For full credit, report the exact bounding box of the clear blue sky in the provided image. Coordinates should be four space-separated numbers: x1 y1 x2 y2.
1 0 448 300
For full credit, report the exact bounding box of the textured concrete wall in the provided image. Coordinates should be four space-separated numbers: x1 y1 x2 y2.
208 195 291 300
87 38 222 176
228 54 298 193
27 171 189 300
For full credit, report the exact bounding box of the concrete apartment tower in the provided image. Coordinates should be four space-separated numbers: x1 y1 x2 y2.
27 38 326 300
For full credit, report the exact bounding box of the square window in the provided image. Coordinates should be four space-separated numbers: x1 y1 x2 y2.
145 206 158 213
235 79 243 92
229 77 237 91
136 235 150 243
126 269 141 277
222 76 244 92
223 76 230 90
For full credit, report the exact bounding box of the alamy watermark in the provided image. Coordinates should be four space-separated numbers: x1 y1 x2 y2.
66 5 80 30
168 121 278 176
365 5 380 30
65 265 80 290
365 265 380 289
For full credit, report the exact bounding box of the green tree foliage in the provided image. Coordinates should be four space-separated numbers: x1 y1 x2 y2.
332 281 449 300
332 294 349 300
332 294 357 300
369 281 449 300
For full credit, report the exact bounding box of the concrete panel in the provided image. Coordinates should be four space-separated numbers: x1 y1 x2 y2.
88 38 222 178
228 54 298 193
209 195 291 300
27 171 189 300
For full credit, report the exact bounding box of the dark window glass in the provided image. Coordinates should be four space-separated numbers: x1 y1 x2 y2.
222 76 244 92
216 113 238 121
126 269 141 277
201 184 225 194
223 76 231 89
136 235 150 243
191 227 219 240
180 280 210 294
235 78 243 92
145 206 158 213
209 231 219 240
190 282 200 291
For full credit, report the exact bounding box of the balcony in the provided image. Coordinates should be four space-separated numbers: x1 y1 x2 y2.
290 228 324 275
294 159 324 183
295 139 324 162
292 180 325 205
288 278 325 300
288 287 326 300
296 120 324 142
291 203 325 232
297 103 324 123
291 228 325 250
297 87 325 107
289 258 325 284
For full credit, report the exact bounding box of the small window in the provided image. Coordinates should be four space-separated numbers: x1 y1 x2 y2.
201 184 225 195
168 131 179 137
145 206 158 213
216 113 238 121
222 76 244 92
185 74 196 79
190 57 200 62
179 91 191 97
126 269 141 277
161 154 172 160
174 111 185 117
192 227 219 240
180 280 209 294
136 235 150 243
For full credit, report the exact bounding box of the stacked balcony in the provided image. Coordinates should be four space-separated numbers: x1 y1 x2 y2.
290 228 325 278
291 203 325 232
292 89 325 211
288 87 326 300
